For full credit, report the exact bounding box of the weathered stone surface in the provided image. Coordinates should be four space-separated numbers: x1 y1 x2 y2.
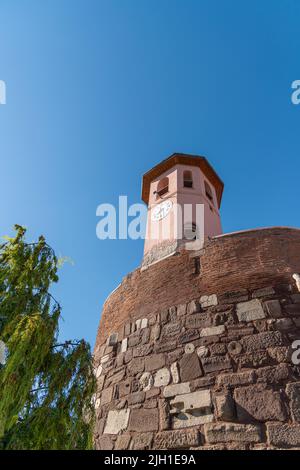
159 399 170 430
252 287 275 298
267 423 300 447
115 434 131 450
209 343 227 356
285 304 300 316
118 378 132 397
200 325 225 337
179 353 203 381
96 436 114 450
187 300 200 314
127 357 144 375
214 392 235 421
291 294 300 303
286 382 300 422
268 346 290 363
130 432 153 450
169 306 177 322
146 387 161 399
190 376 215 391
236 299 266 322
155 339 177 353
275 318 294 330
201 356 232 373
177 303 187 316
227 340 242 355
186 312 212 329
184 343 195 354
140 372 154 391
128 408 159 432
100 386 113 405
161 322 181 338
141 318 148 329
127 391 145 405
172 412 214 429
255 364 290 384
154 367 171 387
241 331 283 352
133 344 152 357
178 329 199 344
170 389 211 413
216 370 255 387
265 300 282 318
163 382 191 397
144 398 157 408
204 423 261 443
170 362 180 383
219 290 249 304
104 409 130 434
200 294 218 308
107 332 118 346
145 354 165 372
153 429 199 449
239 351 270 368
151 324 161 342
196 345 209 357
234 384 287 422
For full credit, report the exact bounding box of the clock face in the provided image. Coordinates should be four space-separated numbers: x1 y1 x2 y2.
151 200 173 221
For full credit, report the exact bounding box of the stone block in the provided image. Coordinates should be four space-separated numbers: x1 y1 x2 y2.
187 300 201 314
252 287 275 298
178 329 199 345
179 353 203 381
200 325 225 337
133 344 152 357
216 370 255 387
236 299 266 322
190 376 216 391
169 306 177 321
130 432 153 450
234 384 287 422
151 324 161 342
186 312 212 329
118 378 132 397
177 303 187 316
139 372 154 391
170 389 211 414
96 436 114 450
265 300 282 318
161 322 181 338
291 294 300 303
141 318 148 329
154 367 171 387
128 408 159 432
120 337 128 353
100 386 113 405
239 351 270 368
127 391 146 406
227 340 242 355
201 356 232 374
204 423 261 443
209 343 227 356
286 382 300 422
104 409 130 434
241 331 283 352
219 290 249 304
115 434 131 450
155 339 177 353
170 362 180 383
153 429 199 449
107 332 118 346
158 398 170 430
285 304 300 316
163 382 191 398
200 294 218 308
267 423 300 447
127 357 144 375
172 412 214 429
255 364 290 384
214 391 235 421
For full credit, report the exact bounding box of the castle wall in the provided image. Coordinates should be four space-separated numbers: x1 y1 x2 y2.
93 227 300 450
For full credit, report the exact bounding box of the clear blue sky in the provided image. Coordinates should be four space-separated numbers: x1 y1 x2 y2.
0 0 299 347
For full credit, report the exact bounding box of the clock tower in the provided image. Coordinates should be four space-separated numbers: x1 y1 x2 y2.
141 153 224 268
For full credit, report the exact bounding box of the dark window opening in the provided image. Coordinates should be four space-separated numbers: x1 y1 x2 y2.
156 177 169 198
183 170 193 188
184 222 198 241
205 181 214 205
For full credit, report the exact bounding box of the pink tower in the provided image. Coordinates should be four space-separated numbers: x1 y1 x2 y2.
141 153 224 268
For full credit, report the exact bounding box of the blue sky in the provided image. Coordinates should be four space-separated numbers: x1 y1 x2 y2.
0 0 299 347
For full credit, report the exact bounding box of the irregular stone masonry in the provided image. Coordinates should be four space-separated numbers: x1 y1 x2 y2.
93 229 300 450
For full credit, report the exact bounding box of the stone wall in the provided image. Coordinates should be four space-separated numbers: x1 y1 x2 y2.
93 228 300 450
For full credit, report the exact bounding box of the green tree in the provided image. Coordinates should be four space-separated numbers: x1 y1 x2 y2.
0 225 95 449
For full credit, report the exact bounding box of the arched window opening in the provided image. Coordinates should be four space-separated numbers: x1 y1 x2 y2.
183 170 193 188
184 222 198 241
156 177 169 198
205 181 214 205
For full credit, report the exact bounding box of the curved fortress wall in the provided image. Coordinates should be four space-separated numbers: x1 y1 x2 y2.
94 228 300 450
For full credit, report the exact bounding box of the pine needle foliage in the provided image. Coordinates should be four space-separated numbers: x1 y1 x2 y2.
0 225 95 449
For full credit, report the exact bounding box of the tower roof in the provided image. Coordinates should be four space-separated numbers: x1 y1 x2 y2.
141 153 224 208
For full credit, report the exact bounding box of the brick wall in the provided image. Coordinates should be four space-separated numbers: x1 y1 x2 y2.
93 227 300 450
